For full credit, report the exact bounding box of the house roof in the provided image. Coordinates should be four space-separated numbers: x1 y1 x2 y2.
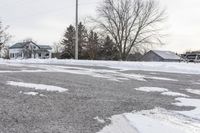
9 41 52 50
38 45 52 50
152 50 180 60
9 42 30 49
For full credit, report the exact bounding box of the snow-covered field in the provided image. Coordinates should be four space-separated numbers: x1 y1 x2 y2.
1 59 200 133
1 58 200 74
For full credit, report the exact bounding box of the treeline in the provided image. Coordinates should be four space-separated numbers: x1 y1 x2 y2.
57 22 120 60
55 0 166 61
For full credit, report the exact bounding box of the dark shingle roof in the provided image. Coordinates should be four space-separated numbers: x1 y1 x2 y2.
9 42 29 49
9 41 52 50
38 45 52 50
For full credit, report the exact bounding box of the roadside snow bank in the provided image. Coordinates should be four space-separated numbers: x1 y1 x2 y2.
1 59 200 74
98 108 200 133
7 81 67 92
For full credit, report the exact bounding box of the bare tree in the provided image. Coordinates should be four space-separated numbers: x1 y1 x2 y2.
1 45 9 59
0 21 11 57
94 0 166 60
52 42 63 58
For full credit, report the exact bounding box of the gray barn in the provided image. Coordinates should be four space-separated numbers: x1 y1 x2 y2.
140 50 181 62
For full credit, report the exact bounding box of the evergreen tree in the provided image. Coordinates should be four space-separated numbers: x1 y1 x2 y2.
60 25 75 59
60 22 88 59
100 36 119 60
77 22 88 59
86 30 99 60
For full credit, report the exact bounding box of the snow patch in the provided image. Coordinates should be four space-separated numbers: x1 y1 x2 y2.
161 91 189 97
97 114 138 133
94 117 105 124
192 82 200 85
134 87 188 97
186 89 200 95
134 87 168 92
147 76 178 81
7 81 67 92
23 92 39 96
98 108 200 133
173 98 200 120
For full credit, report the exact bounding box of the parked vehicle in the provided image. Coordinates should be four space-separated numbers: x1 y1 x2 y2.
185 54 200 63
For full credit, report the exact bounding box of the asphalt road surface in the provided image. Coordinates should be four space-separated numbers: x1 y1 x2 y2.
0 63 199 133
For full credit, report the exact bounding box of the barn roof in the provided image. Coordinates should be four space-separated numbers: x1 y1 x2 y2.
152 50 180 60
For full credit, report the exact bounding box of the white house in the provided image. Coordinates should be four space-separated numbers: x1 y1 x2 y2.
9 41 52 59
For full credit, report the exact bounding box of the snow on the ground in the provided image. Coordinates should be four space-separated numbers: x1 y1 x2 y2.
146 76 178 81
186 89 200 96
161 91 189 97
97 114 139 133
98 108 200 133
1 58 200 74
192 82 200 85
134 87 168 92
173 98 200 120
149 72 158 75
7 81 67 92
23 92 39 96
134 87 189 97
0 63 178 82
94 117 106 124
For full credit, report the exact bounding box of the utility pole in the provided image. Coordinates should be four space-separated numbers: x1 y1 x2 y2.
75 0 79 60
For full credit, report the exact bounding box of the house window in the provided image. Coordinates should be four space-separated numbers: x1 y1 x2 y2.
10 53 14 58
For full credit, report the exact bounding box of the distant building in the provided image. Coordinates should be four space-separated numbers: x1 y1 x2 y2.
9 41 52 59
140 50 181 62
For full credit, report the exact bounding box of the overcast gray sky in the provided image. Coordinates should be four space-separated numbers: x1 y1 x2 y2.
0 0 199 53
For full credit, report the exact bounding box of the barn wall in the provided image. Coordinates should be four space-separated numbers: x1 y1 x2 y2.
140 51 163 61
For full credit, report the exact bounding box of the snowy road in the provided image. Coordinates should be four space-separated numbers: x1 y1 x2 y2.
0 61 200 133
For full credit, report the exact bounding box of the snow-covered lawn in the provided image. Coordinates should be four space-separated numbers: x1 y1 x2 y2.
1 58 200 74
